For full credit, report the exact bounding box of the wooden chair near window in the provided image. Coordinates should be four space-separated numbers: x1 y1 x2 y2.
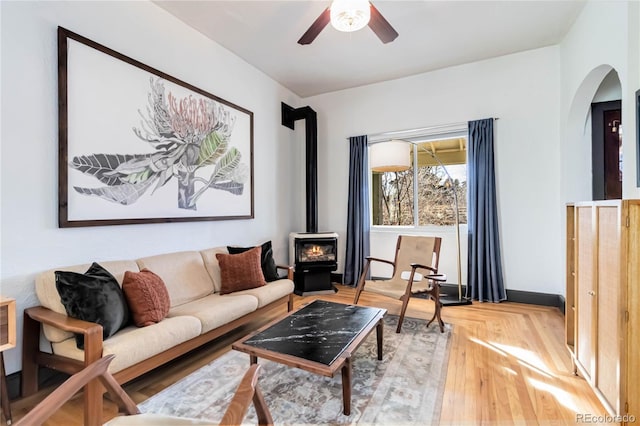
15 355 273 426
353 235 447 333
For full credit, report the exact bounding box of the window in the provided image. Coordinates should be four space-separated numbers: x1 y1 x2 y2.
371 136 467 227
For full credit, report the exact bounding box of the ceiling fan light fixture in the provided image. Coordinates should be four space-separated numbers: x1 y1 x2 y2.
330 0 371 33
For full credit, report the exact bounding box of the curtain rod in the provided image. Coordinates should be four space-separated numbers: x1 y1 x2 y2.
349 117 499 141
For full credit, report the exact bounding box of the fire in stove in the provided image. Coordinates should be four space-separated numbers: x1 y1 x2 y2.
298 242 336 264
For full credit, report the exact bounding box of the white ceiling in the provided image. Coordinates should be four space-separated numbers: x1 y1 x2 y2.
154 1 585 98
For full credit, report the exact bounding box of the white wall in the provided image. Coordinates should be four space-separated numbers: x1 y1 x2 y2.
0 1 302 373
305 46 563 296
592 70 622 103
560 0 640 202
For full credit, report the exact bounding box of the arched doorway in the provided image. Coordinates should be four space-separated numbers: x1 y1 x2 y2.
565 65 622 202
591 70 622 199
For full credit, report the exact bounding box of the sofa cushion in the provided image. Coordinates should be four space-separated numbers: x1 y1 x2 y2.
136 251 214 308
55 263 130 349
51 315 202 374
228 279 294 308
36 260 140 343
122 269 170 327
199 247 228 293
227 241 280 282
168 293 258 334
216 247 266 295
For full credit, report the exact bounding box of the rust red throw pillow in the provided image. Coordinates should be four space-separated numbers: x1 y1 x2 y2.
227 241 280 282
216 246 266 295
122 269 170 327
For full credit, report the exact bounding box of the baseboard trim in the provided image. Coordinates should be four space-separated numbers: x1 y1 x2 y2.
438 284 565 312
361 279 565 312
504 289 565 312
6 366 67 400
6 371 20 399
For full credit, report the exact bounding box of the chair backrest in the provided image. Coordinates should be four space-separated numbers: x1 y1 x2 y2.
15 355 139 426
391 235 442 280
15 355 273 426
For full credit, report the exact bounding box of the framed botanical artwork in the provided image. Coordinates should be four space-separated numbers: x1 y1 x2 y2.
58 27 254 227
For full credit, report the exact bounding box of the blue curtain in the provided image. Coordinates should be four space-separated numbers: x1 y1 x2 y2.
467 119 506 302
344 135 370 286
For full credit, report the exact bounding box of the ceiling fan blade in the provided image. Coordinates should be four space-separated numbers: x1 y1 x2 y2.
368 3 398 44
298 7 331 45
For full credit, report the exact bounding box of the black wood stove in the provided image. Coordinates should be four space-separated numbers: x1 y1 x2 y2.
282 103 338 296
289 232 338 295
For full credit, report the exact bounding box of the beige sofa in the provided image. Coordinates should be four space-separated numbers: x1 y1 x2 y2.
21 247 294 426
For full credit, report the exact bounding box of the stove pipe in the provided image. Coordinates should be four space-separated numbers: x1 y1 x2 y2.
281 102 318 233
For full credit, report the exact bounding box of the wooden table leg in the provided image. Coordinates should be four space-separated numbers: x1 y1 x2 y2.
250 355 258 365
0 353 12 425
341 357 352 415
376 319 383 361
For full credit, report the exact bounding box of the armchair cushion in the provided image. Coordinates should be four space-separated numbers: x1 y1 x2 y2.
55 262 129 349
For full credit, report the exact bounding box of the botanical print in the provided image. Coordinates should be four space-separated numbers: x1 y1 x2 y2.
69 77 247 211
59 27 253 227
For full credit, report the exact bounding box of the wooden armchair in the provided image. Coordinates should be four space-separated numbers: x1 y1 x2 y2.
15 355 273 426
353 235 447 333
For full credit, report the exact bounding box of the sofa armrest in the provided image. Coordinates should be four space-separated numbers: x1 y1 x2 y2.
26 306 102 335
276 264 294 280
24 306 104 363
22 306 104 399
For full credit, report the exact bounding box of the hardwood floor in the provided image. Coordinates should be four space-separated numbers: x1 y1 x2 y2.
7 285 606 425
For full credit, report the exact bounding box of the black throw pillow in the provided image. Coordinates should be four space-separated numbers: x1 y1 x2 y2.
55 262 130 349
227 240 280 282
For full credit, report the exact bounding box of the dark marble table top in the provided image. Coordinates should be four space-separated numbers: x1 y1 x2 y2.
242 300 385 366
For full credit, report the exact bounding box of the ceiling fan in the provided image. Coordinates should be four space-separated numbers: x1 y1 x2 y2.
298 0 399 45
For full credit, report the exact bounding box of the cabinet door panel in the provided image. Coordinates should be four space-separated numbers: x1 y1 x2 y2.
596 205 622 412
627 202 640 417
576 206 595 380
565 205 576 352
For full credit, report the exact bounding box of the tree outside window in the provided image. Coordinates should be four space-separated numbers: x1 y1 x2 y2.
371 138 467 227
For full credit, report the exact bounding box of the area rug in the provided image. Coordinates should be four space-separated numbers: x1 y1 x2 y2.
139 315 452 425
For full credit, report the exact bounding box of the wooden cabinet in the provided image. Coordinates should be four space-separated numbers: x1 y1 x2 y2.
0 297 16 425
0 297 16 352
566 200 640 419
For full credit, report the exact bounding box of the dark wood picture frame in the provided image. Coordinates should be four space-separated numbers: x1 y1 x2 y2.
58 27 254 227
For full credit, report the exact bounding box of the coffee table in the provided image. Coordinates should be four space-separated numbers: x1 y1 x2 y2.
232 299 386 415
